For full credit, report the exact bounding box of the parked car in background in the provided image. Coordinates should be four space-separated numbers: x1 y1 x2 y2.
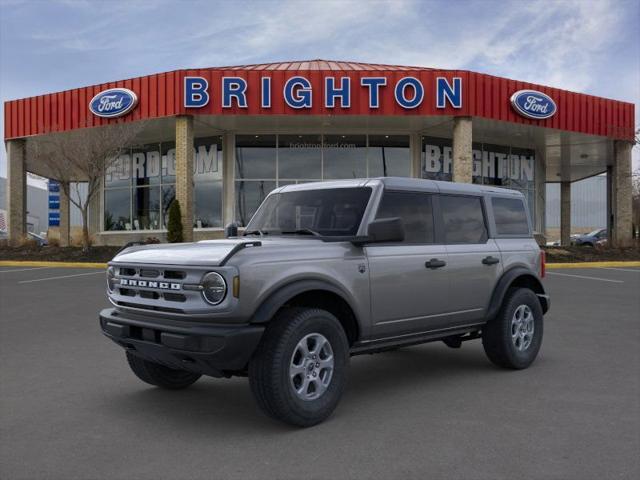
0 230 48 245
571 229 607 247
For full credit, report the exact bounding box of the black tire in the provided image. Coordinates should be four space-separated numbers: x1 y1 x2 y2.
249 307 350 427
126 351 201 389
482 288 543 369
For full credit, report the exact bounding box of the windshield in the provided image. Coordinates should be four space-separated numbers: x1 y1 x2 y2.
587 229 604 237
245 187 372 237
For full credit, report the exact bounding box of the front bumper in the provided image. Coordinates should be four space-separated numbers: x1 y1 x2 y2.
99 308 264 377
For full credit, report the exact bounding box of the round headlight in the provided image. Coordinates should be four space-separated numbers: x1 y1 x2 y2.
106 266 116 293
201 272 227 305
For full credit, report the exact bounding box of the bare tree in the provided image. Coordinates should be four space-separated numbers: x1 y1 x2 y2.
27 121 143 251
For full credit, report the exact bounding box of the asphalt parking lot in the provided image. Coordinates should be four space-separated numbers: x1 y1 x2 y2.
1 265 639 480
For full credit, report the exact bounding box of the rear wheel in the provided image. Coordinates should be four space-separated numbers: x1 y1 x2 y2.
482 288 543 369
126 351 201 389
249 307 349 427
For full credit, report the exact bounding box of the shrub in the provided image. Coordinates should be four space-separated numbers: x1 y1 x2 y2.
166 200 183 243
144 237 161 244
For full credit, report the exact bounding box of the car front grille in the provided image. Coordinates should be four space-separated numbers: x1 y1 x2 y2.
110 265 207 315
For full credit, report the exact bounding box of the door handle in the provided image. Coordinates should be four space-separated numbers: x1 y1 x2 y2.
425 258 446 269
482 256 500 265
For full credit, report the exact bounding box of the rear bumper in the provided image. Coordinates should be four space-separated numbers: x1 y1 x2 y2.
99 308 264 377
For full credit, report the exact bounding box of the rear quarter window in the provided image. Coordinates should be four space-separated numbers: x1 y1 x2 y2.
492 197 530 236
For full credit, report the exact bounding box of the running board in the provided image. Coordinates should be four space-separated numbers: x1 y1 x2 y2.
350 324 484 356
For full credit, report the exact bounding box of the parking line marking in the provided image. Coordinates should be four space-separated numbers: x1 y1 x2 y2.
0 267 53 273
18 271 104 284
546 272 624 283
598 267 640 273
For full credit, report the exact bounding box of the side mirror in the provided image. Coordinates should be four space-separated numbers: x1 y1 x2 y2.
364 217 405 244
225 222 239 238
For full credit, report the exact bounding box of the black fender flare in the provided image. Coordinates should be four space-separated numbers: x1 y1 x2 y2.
485 267 549 321
249 279 359 325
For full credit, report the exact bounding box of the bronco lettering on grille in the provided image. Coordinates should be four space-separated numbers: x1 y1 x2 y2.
120 278 181 290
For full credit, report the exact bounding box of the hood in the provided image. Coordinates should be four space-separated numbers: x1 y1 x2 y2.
110 237 328 266
112 239 254 266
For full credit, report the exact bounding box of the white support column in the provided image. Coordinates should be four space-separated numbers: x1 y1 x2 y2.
452 117 473 183
560 181 571 246
6 139 27 245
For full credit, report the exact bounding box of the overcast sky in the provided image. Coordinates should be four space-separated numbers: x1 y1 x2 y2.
1 0 638 182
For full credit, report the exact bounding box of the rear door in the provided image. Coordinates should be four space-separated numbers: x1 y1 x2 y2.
366 190 451 338
439 194 503 326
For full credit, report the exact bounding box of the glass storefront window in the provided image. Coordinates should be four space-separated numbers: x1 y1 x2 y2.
132 143 161 187
278 134 322 180
368 135 410 177
422 136 453 182
105 153 131 188
104 137 223 232
161 142 176 184
236 180 277 226
133 186 161 230
236 135 277 179
233 134 412 226
104 188 131 231
422 136 537 222
323 134 367 179
195 181 223 228
161 184 175 228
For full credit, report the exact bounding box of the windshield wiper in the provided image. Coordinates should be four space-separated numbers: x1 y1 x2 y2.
280 228 321 237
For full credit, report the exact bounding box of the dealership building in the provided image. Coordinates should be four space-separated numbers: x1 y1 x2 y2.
3 60 636 246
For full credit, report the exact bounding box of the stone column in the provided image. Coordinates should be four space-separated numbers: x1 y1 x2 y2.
610 141 633 247
222 133 236 226
6 139 27 245
560 181 571 246
59 181 70 247
175 115 194 242
452 116 473 183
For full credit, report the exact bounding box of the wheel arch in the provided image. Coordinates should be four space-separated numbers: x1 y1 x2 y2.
250 280 360 346
486 267 549 321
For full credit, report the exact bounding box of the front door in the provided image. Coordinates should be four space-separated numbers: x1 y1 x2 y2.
365 191 451 338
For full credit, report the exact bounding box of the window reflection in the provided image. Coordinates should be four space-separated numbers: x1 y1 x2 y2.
278 134 322 180
323 135 366 179
104 188 131 231
368 135 410 177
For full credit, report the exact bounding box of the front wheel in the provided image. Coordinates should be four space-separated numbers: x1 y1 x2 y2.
482 288 543 369
126 351 201 389
249 307 350 427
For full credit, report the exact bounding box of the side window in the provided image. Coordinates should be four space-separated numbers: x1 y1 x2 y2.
492 197 530 236
440 195 487 244
375 191 434 243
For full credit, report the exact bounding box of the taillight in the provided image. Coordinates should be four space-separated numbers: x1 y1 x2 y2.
540 250 546 278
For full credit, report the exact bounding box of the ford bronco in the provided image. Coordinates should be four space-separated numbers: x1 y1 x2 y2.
100 177 549 426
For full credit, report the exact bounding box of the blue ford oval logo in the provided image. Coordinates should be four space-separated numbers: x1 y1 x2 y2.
89 88 138 118
510 89 556 120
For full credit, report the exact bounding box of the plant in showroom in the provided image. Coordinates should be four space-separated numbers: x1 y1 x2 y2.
166 200 183 243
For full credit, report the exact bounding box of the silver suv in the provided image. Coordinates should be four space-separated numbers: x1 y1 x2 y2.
100 178 549 427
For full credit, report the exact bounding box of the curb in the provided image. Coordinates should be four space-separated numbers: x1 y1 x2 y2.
0 260 107 269
546 261 640 269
